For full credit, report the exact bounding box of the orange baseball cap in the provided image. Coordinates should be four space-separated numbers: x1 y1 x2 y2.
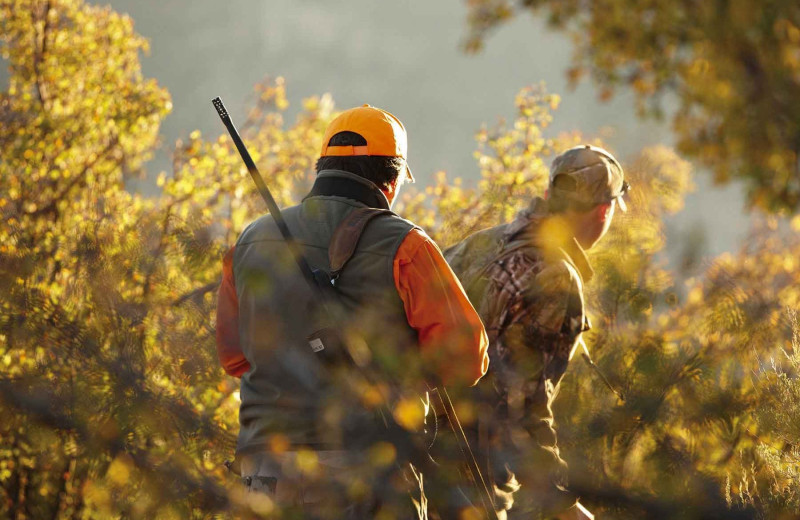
320 104 415 183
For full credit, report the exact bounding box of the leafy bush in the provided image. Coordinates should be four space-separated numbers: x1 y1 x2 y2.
1 1 799 518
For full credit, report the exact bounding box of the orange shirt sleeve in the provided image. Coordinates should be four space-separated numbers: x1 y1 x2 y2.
394 229 489 388
215 247 251 378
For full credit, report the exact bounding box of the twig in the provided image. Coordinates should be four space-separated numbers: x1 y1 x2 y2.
171 280 221 307
25 137 119 219
33 0 53 111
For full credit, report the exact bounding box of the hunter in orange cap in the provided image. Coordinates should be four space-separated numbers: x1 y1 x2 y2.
216 104 488 517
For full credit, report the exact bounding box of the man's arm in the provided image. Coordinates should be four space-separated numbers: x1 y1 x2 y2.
393 229 490 388
215 247 250 378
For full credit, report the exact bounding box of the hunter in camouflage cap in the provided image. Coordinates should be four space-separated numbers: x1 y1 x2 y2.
549 144 630 212
444 144 630 518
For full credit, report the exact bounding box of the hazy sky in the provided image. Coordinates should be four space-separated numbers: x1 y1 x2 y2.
24 0 756 260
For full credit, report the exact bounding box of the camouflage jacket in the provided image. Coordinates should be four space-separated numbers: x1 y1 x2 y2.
445 197 592 514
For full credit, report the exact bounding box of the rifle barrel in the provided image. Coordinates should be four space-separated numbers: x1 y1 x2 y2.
212 96 319 294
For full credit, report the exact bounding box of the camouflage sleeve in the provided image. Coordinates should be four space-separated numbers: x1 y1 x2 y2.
500 260 586 515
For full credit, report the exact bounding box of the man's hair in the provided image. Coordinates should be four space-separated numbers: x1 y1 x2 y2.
315 131 405 191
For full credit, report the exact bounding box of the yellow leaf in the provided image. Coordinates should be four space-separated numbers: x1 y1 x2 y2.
268 434 290 454
107 456 132 485
687 287 704 305
368 442 396 468
393 397 424 431
295 449 318 475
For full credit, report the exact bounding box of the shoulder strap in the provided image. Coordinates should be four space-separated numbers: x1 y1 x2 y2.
329 207 395 278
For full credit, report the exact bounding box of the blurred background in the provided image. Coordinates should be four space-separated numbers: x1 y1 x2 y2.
95 0 748 262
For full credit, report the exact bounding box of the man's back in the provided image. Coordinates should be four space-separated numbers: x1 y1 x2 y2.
231 171 420 451
446 197 592 517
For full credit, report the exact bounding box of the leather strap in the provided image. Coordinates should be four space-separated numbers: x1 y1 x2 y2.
329 208 395 277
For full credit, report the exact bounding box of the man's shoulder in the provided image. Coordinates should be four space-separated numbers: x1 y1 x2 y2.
357 210 418 253
480 238 585 337
518 221 588 295
445 223 512 278
487 243 583 308
235 205 304 245
378 210 418 232
449 222 511 251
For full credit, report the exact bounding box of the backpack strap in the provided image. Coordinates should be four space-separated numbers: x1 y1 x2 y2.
329 207 395 279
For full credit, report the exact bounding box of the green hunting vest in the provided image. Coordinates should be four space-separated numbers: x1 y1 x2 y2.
231 170 419 452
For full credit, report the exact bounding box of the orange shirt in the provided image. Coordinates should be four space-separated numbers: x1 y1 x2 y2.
215 229 489 387
215 247 249 378
393 229 489 387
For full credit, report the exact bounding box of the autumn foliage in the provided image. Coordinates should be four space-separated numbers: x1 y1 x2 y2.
1 0 799 518
464 0 800 212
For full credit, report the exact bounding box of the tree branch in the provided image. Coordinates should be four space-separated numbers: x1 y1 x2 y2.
171 280 221 307
25 136 119 219
34 0 53 111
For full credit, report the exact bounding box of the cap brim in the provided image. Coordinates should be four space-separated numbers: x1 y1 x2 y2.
406 163 415 184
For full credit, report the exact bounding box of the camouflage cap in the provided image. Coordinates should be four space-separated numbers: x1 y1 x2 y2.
549 145 629 212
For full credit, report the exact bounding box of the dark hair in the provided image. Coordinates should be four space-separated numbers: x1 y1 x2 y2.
315 131 405 191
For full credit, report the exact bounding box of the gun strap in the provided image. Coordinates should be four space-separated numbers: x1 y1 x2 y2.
329 208 395 277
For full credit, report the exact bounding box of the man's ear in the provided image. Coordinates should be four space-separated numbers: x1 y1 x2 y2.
383 177 399 205
595 202 612 220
